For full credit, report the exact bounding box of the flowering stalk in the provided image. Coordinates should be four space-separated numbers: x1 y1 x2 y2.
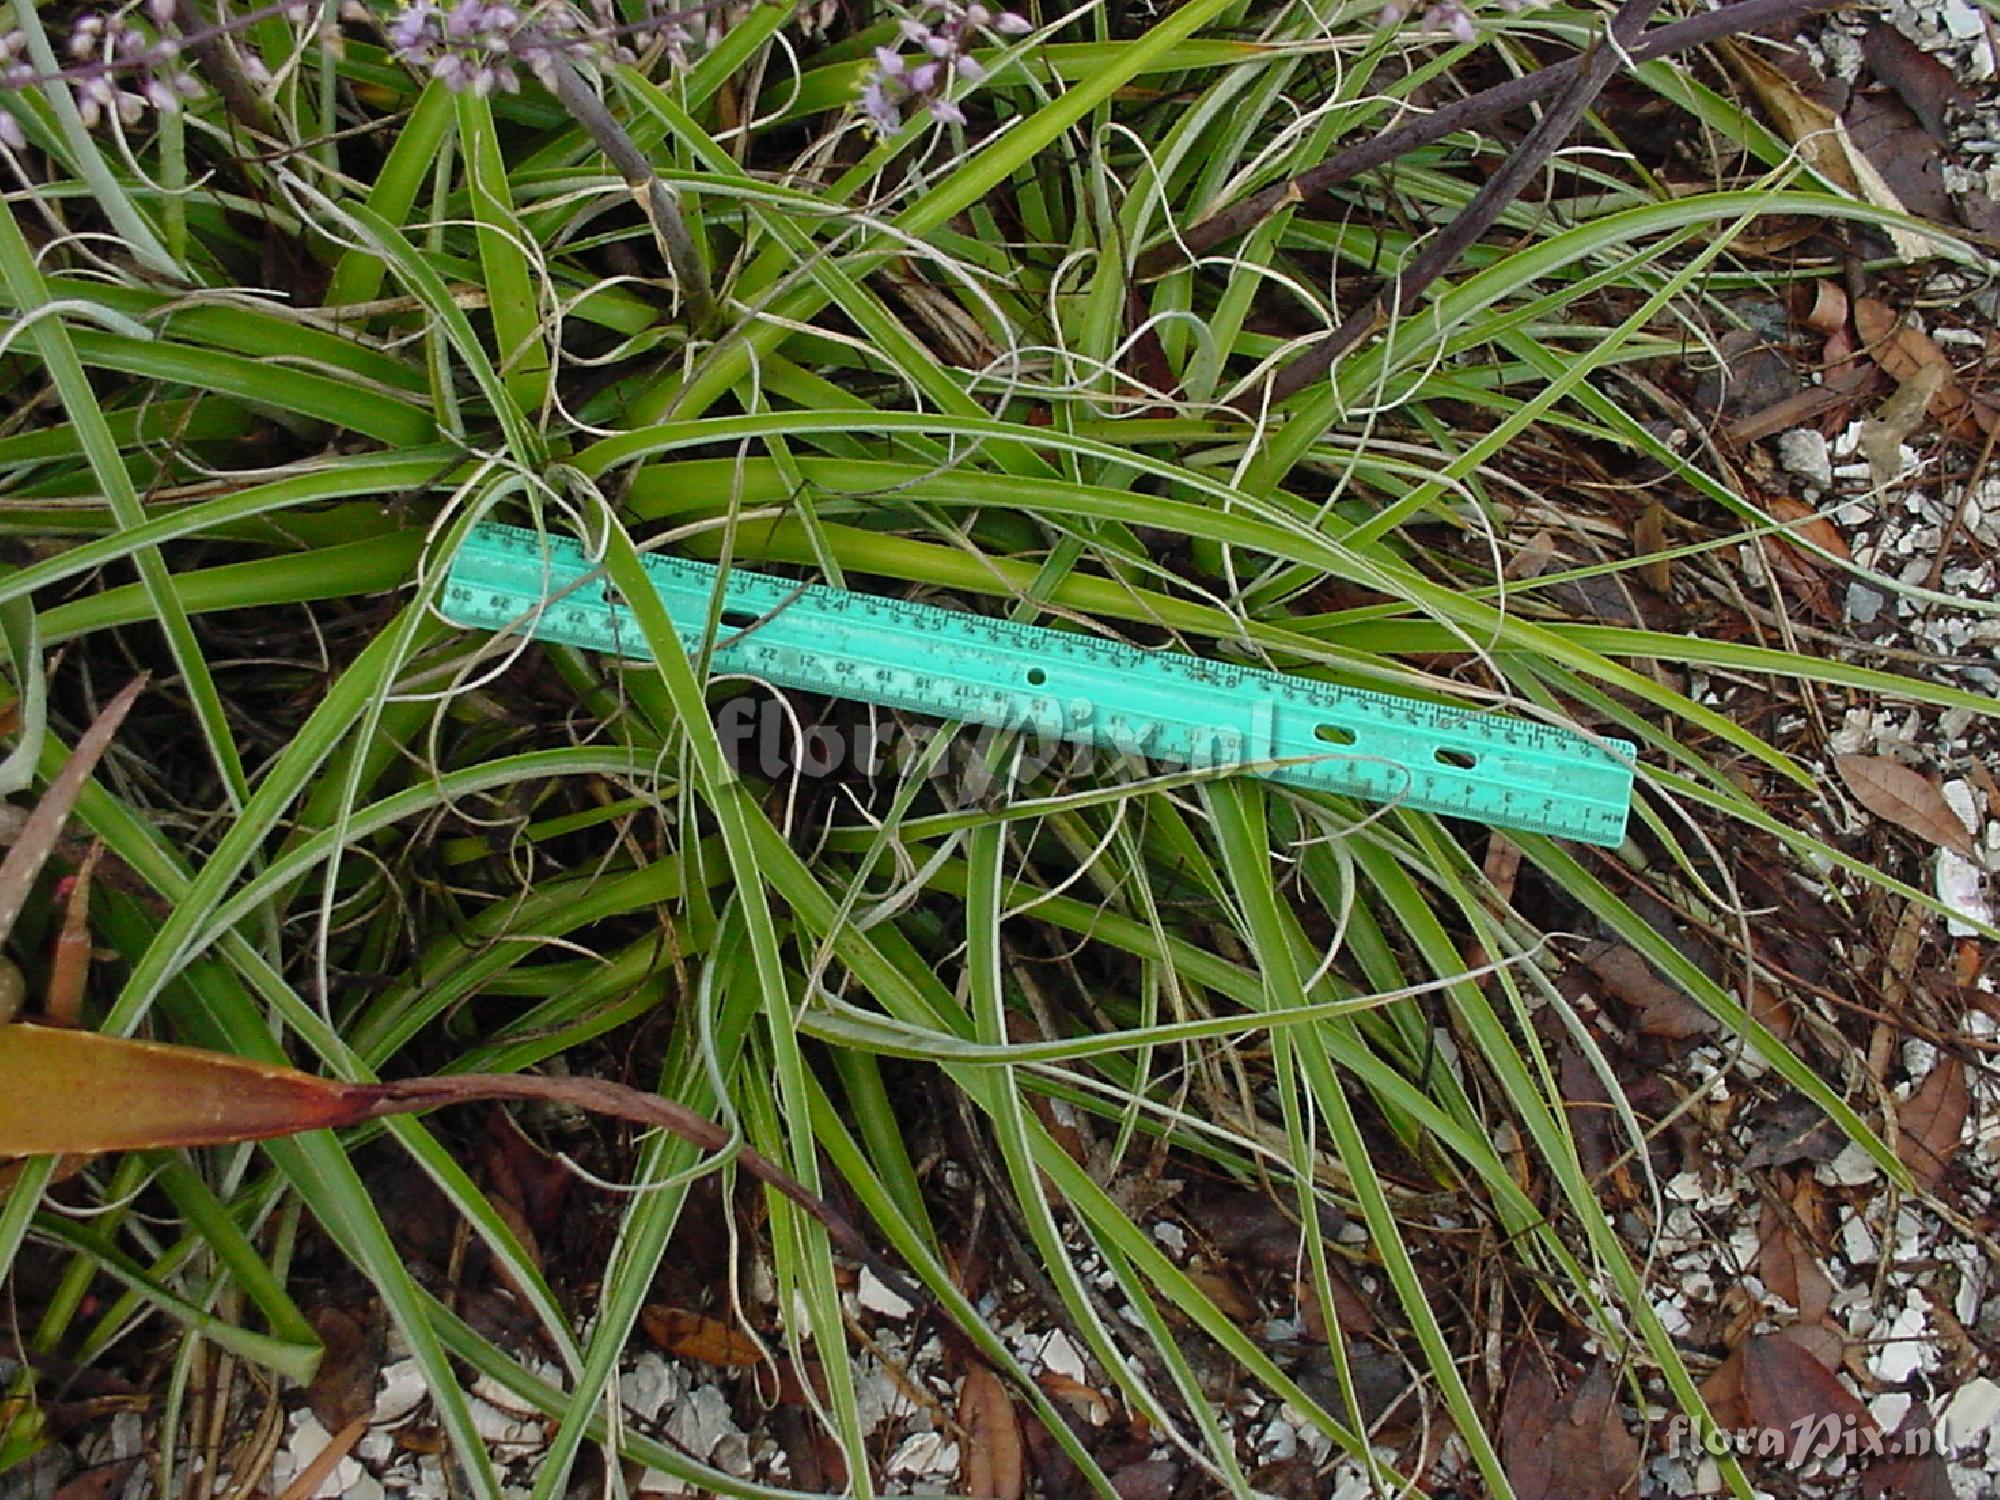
0 1 735 143
1377 0 1525 47
0 0 208 147
857 0 1030 132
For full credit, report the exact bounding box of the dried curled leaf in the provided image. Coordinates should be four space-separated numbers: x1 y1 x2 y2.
1835 755 1976 857
1855 298 2000 438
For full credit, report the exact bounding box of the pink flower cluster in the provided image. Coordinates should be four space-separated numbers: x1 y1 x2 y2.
382 0 716 93
858 1 1030 131
0 2 204 147
1377 0 1524 47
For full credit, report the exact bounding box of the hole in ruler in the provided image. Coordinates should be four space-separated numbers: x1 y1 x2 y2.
1026 668 1048 686
1435 748 1477 769
1315 724 1356 745
603 586 627 609
721 609 758 630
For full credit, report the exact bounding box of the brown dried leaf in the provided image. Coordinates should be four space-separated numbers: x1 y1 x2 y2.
1862 25 1972 139
1863 1450 1958 1500
1800 278 1849 336
1502 1358 1641 1500
1835 755 1976 857
45 841 101 1028
1581 941 1716 1038
1698 1342 1751 1430
1720 40 1855 191
1109 1460 1178 1500
1860 1400 1958 1500
959 1364 1025 1500
1896 1056 1969 1190
50 1464 138 1500
0 676 144 951
1741 1092 1845 1171
1183 1268 1258 1323
1293 1265 1377 1341
639 1306 763 1368
1764 496 1851 562
1748 982 1796 1045
1719 41 1934 260
1634 501 1671 594
1845 93 1958 227
1741 1333 1878 1456
1855 299 2000 437
1037 1371 1111 1426
304 1306 378 1434
1778 1319 1845 1373
1757 1203 1834 1325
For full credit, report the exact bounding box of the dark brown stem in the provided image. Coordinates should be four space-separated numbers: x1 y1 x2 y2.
1251 0 1664 409
362 1071 921 1308
171 0 282 141
544 55 719 336
1138 0 1845 281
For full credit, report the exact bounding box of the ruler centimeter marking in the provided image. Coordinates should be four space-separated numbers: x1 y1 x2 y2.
442 522 1636 845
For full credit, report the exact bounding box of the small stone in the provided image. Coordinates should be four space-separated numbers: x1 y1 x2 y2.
1033 1328 1088 1382
1846 582 1885 624
1936 849 1994 937
1777 428 1834 489
1941 779 1983 838
857 1266 915 1319
1870 1301 1933 1384
1818 1140 1881 1186
1942 1376 2000 1449
1870 1391 1912 1433
1942 0 1984 38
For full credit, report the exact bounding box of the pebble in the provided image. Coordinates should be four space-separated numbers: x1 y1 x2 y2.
1870 1301 1933 1383
1941 0 1985 38
1943 1377 2000 1448
1936 848 1995 936
856 1265 915 1319
1777 428 1834 489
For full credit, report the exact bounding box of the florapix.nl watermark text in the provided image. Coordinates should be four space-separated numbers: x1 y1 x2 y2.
1662 1412 1935 1468
711 691 1286 794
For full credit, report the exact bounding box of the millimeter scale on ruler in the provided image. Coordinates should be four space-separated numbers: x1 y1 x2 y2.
442 522 1636 846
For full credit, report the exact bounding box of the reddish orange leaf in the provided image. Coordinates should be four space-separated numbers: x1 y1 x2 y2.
0 1024 367 1154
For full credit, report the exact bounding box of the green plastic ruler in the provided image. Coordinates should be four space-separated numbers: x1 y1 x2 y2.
442 522 1635 845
